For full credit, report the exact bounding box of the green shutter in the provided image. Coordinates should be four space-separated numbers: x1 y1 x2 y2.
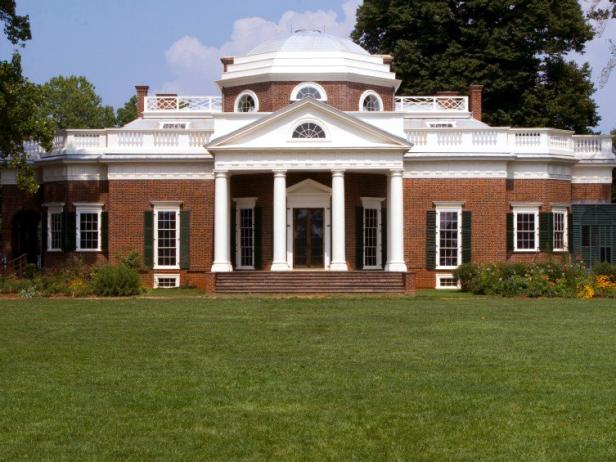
62 212 76 252
355 206 364 270
426 210 436 270
101 211 108 254
41 212 48 256
539 212 553 253
143 211 154 269
230 208 237 269
506 213 514 252
381 207 387 269
254 207 263 270
568 212 574 254
462 211 472 263
180 211 190 269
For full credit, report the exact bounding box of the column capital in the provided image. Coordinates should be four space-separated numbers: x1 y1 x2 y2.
213 170 229 178
272 169 287 177
331 169 346 177
389 169 404 177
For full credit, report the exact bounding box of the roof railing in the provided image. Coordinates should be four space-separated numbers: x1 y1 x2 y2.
144 96 222 112
395 96 469 112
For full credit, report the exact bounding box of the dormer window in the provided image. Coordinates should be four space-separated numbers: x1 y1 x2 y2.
292 122 326 139
359 91 383 112
235 91 258 112
291 82 327 102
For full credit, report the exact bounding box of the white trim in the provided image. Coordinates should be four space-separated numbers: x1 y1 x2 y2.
552 207 569 252
512 206 540 253
153 274 180 288
290 82 328 101
361 197 384 269
42 202 65 208
234 90 259 113
75 204 103 252
433 201 465 207
436 273 461 290
233 198 257 270
435 205 463 270
153 204 181 270
359 90 383 112
46 206 64 252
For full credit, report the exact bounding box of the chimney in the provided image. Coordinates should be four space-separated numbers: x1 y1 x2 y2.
469 84 484 121
135 85 149 118
220 56 234 72
382 55 394 66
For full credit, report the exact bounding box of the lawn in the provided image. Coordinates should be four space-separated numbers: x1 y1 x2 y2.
0 293 615 461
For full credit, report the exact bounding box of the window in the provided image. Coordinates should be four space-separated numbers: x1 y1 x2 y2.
291 82 327 101
234 198 256 269
292 122 326 139
154 274 180 288
160 122 188 129
235 91 258 112
76 204 103 252
360 91 383 112
436 207 462 269
553 209 568 251
154 206 180 269
513 207 539 252
436 274 461 290
48 210 63 251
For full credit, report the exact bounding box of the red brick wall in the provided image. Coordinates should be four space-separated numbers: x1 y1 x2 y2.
223 81 395 112
572 183 612 203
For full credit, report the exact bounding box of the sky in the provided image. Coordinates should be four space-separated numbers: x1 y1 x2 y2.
1 0 614 133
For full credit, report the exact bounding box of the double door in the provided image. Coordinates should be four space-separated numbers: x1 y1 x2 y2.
293 208 324 268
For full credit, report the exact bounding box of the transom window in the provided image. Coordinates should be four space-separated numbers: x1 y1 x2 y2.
291 83 327 101
76 205 102 252
436 207 462 269
513 208 539 252
235 92 258 112
155 207 180 269
553 209 568 251
292 122 326 139
297 86 321 100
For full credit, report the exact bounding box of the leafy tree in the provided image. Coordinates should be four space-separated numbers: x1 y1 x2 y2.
1 1 53 193
352 0 599 133
40 75 116 129
115 95 138 126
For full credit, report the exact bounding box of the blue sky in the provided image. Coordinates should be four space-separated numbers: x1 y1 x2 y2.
1 0 614 133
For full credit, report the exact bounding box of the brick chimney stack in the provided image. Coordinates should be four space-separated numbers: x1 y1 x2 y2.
135 85 149 118
220 56 234 72
469 84 484 121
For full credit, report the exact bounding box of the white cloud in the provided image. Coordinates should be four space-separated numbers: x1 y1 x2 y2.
160 0 361 95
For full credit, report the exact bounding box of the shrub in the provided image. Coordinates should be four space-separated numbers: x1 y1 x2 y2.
119 252 141 270
90 264 142 296
592 262 616 281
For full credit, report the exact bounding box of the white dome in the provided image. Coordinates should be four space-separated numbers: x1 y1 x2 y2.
247 29 370 56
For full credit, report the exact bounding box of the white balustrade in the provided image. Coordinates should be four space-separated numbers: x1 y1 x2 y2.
144 96 222 112
395 96 469 112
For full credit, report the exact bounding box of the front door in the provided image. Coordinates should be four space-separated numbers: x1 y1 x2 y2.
293 208 324 268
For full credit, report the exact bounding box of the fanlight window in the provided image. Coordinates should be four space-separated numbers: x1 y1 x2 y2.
236 93 256 112
292 123 326 139
296 86 322 100
362 94 381 111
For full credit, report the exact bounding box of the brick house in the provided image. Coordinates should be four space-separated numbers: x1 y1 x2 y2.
2 30 615 293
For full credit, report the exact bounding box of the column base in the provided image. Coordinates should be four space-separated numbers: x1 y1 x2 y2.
385 262 408 272
271 261 290 271
329 261 348 271
211 262 233 272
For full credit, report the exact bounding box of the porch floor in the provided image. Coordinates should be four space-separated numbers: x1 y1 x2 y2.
215 271 408 294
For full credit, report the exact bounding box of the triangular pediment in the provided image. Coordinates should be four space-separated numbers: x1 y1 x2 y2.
287 178 331 195
207 99 410 151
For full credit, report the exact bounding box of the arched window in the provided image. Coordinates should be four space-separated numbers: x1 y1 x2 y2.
234 91 258 112
291 82 327 102
292 122 326 139
359 91 383 112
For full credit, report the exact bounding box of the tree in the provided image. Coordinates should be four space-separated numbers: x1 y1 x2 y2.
115 95 138 127
0 1 53 193
40 75 116 129
352 0 599 133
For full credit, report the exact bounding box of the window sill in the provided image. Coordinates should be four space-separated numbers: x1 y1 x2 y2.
153 266 180 270
46 249 63 253
436 266 460 271
76 249 102 253
512 250 539 253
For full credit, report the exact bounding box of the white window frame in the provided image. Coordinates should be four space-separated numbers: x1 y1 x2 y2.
289 118 329 141
234 90 259 112
75 203 103 252
43 203 64 252
233 198 257 270
513 206 540 252
435 205 463 270
153 274 180 288
436 273 461 290
552 208 569 252
290 82 328 102
359 90 383 112
361 197 384 269
153 203 181 270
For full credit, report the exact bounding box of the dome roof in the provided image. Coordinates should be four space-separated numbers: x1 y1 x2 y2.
247 29 370 56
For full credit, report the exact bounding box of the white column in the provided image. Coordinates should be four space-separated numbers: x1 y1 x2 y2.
385 169 407 272
211 170 233 272
330 170 348 271
271 169 289 271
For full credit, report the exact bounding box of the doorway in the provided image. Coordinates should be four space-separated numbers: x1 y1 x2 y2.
293 208 324 268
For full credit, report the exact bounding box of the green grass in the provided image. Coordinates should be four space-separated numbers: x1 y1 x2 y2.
1 295 615 461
